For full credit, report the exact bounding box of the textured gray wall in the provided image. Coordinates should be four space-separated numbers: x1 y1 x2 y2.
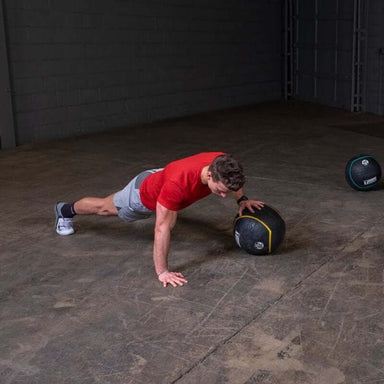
289 0 384 116
364 0 384 115
291 0 355 110
4 0 282 145
0 0 15 148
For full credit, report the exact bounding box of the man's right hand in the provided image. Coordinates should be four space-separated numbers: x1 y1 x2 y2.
158 271 188 287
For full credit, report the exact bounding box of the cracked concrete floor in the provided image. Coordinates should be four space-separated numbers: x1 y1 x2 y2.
1 101 384 384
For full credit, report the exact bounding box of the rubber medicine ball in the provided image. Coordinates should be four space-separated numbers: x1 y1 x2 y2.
234 205 285 256
345 154 381 191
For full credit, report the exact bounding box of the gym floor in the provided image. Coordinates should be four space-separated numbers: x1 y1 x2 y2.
1 101 384 384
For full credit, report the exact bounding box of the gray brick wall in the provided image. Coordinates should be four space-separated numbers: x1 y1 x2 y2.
4 0 282 144
291 0 355 111
364 0 384 115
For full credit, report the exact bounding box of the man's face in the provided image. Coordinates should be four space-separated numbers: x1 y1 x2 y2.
207 175 230 198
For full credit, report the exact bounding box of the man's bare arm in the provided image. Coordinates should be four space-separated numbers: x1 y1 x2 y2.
154 202 188 287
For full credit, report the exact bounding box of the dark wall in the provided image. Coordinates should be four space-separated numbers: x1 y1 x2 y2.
287 0 355 111
365 0 384 115
4 0 282 145
285 0 384 115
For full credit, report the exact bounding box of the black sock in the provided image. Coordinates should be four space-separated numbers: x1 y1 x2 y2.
61 203 76 218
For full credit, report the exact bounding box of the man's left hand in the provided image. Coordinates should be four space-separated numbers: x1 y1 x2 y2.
238 200 264 215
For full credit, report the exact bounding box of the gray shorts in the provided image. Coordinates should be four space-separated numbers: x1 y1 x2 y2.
113 168 162 222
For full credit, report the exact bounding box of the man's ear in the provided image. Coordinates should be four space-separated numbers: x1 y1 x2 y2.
207 171 212 180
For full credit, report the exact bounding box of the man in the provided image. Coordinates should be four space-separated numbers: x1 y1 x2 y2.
55 152 264 287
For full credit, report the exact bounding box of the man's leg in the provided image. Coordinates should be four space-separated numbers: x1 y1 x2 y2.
73 194 118 216
55 194 118 236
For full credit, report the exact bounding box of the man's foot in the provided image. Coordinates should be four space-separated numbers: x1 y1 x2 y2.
55 202 75 236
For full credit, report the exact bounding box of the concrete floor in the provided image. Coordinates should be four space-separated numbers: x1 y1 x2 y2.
1 101 384 384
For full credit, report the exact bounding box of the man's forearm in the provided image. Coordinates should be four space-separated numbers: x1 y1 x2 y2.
233 188 245 201
153 225 171 275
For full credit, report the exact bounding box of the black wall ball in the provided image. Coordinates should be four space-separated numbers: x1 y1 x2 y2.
345 154 382 191
234 205 285 256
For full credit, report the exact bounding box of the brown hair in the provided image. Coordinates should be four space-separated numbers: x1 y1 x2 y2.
208 154 245 191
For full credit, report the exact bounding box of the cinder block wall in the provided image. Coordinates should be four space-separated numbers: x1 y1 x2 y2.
5 0 282 144
365 0 384 115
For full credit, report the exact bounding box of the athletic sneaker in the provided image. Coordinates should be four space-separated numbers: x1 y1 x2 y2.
55 202 75 236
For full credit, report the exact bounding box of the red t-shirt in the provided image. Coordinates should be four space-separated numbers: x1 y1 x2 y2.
140 152 225 211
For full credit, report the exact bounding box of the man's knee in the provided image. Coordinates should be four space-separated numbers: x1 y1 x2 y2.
98 195 118 216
